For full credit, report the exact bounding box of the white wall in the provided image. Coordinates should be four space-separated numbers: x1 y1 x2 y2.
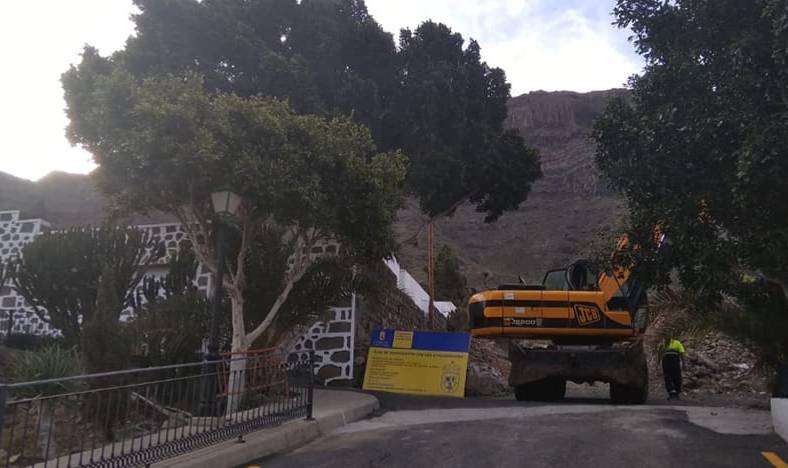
773 398 788 442
383 256 456 318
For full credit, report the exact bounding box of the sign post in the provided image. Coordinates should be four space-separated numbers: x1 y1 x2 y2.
362 329 471 398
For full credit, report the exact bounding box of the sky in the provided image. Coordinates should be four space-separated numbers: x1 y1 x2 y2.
0 0 643 182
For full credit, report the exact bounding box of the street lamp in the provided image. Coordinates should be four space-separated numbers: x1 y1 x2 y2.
210 190 243 219
200 189 242 415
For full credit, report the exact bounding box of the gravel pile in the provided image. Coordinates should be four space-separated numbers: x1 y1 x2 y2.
465 338 511 396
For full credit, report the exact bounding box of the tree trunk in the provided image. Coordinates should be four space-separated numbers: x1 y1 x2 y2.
226 293 247 415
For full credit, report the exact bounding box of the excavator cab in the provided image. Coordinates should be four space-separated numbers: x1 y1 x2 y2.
544 260 599 292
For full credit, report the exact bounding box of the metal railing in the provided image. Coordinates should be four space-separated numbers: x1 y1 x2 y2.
0 350 314 468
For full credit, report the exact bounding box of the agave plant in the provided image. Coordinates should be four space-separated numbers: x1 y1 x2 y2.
10 346 85 460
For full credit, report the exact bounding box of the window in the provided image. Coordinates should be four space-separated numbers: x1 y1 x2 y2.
543 269 568 291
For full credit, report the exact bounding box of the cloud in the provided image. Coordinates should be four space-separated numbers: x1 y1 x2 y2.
365 0 643 94
0 0 643 180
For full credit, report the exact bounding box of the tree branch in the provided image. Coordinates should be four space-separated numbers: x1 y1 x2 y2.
232 207 257 292
174 203 215 275
245 267 308 345
396 194 471 248
244 228 319 345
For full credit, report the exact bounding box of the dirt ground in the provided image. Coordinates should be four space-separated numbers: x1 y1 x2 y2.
563 382 771 409
466 327 773 410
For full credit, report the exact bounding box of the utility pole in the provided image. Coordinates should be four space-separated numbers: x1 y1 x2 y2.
427 222 435 329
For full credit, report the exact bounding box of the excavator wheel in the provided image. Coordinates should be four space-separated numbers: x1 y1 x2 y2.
514 378 566 402
609 363 649 404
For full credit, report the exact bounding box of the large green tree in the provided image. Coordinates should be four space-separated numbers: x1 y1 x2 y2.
388 22 541 221
594 1 788 362
62 67 406 366
595 0 788 294
109 0 540 223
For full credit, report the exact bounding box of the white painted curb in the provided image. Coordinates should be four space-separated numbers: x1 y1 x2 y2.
772 398 788 442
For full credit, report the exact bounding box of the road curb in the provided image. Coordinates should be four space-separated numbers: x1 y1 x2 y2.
156 392 379 468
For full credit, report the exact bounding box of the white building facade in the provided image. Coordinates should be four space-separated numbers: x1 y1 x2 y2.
0 209 453 384
0 211 51 335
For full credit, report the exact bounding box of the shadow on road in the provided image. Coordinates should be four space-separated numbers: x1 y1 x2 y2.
371 391 615 413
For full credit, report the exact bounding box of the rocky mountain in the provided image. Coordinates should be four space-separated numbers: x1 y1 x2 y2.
0 171 106 226
0 89 628 287
395 89 628 288
0 171 174 227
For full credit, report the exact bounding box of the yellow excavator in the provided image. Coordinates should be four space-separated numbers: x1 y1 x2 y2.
468 234 664 404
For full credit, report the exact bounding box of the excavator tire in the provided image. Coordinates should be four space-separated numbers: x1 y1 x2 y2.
610 362 649 404
515 378 566 402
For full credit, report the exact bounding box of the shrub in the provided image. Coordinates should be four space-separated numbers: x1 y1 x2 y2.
128 292 210 367
4 334 59 351
82 266 130 374
446 307 469 332
10 345 85 397
718 280 788 372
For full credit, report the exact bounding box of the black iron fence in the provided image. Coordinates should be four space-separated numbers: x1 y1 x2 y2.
0 350 314 467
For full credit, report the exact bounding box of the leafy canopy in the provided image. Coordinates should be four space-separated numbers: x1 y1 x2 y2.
594 0 788 366
594 0 788 295
390 22 541 220
63 66 407 260
79 0 540 222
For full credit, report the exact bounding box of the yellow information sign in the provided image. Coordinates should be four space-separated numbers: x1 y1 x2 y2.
362 329 471 398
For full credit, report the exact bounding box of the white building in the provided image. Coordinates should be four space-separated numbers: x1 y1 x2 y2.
0 211 51 334
0 209 455 384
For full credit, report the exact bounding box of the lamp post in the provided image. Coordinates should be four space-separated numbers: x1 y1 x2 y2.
206 190 242 358
200 189 242 415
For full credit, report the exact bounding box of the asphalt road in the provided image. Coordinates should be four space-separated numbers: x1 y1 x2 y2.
256 392 788 468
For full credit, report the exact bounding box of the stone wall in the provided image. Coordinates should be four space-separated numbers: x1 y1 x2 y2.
352 269 447 385
290 305 354 385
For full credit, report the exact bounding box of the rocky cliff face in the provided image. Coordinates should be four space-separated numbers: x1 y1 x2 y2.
395 89 628 288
